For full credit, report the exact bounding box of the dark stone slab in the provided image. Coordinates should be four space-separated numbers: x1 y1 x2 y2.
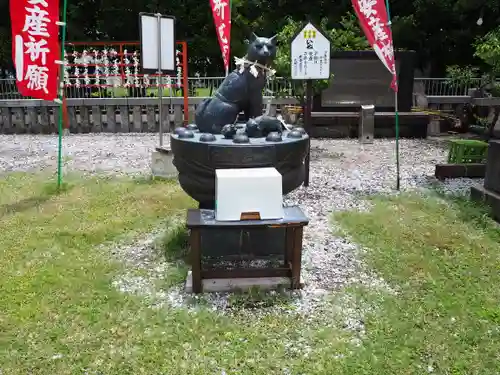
435 163 486 180
313 50 416 113
470 184 500 223
484 140 500 194
186 206 309 227
309 112 429 138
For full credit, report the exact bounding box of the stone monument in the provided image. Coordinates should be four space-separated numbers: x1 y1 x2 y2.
170 33 309 210
471 140 500 222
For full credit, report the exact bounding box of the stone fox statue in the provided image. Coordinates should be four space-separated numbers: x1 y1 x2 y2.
195 33 278 134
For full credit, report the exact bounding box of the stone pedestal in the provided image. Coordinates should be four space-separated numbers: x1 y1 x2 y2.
359 105 374 144
151 147 178 179
427 116 441 136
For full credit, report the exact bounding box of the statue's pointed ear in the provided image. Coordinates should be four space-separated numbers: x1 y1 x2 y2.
251 32 259 41
269 34 278 44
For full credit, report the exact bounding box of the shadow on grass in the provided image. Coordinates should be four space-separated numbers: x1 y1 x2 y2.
0 181 74 217
155 221 191 289
133 175 178 186
161 221 190 263
227 286 295 310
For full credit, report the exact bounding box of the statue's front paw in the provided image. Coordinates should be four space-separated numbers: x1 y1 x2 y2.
245 118 262 138
253 115 283 137
221 124 237 139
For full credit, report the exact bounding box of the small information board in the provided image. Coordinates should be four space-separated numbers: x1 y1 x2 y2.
291 22 331 80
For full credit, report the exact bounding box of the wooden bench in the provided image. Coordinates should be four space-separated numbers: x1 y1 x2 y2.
309 110 430 139
310 111 429 118
186 206 309 294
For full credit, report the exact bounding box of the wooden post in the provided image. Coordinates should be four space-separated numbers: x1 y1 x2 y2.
290 227 303 289
67 106 77 133
304 80 313 187
92 106 102 132
190 228 202 294
27 107 38 133
80 106 91 133
132 105 142 132
106 105 116 132
119 106 130 132
146 105 156 132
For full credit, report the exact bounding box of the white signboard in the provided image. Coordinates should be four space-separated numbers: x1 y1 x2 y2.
139 13 176 73
291 23 331 80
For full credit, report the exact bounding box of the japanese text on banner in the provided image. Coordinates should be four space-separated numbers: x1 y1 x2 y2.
10 0 60 100
210 0 231 73
352 0 398 91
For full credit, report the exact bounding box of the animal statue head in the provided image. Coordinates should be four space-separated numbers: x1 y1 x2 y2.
246 33 278 66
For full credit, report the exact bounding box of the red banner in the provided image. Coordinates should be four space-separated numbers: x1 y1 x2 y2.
209 0 231 73
10 0 61 101
352 0 398 92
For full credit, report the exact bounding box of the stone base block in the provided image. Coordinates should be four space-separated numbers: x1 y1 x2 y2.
151 148 177 179
184 271 304 293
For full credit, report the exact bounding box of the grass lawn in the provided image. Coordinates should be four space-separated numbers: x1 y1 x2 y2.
0 173 349 375
2 173 499 374
335 193 500 374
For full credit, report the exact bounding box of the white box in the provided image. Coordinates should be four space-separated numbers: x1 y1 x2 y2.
215 167 283 221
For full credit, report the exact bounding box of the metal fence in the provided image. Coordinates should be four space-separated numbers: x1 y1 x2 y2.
0 76 483 100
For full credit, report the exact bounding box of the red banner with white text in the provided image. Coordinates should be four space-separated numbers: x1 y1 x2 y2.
10 0 60 101
209 0 231 73
352 0 398 92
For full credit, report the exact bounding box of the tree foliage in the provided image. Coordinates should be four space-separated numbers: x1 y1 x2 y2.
0 0 500 78
272 13 369 105
446 25 500 137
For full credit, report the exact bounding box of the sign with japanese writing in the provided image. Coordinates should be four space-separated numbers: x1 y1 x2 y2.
210 0 231 73
291 23 331 80
10 0 60 101
352 0 398 92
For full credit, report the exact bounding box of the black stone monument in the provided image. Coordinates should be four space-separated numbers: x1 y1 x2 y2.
315 50 416 112
471 140 500 222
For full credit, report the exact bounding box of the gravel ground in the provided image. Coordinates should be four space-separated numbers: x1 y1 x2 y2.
0 134 483 315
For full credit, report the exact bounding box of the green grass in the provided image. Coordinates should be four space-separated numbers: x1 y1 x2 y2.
4 173 498 374
0 173 350 375
334 193 500 374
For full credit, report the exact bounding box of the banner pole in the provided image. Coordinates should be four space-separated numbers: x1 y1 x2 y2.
227 0 232 77
394 90 400 190
57 0 69 190
384 0 400 190
156 13 164 147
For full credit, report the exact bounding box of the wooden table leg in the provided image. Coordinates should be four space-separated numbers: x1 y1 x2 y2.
285 227 294 267
190 228 202 293
290 227 304 289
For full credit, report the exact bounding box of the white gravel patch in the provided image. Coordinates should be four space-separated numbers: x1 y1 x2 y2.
0 134 482 318
0 133 159 175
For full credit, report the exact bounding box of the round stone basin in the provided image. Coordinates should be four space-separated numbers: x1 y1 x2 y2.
170 127 309 207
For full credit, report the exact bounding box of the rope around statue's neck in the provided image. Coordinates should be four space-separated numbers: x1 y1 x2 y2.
234 56 277 116
234 56 276 78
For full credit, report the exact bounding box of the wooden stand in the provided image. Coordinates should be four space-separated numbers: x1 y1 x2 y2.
186 206 309 294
